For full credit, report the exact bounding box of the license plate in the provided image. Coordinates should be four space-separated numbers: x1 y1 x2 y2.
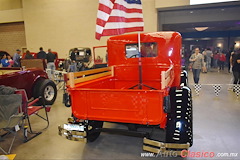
63 124 84 131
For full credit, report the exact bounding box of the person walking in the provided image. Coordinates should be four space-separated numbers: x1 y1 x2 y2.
189 48 204 84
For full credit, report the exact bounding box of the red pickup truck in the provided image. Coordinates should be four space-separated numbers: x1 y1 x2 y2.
59 32 192 154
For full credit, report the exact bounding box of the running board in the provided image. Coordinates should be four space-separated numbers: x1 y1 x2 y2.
143 138 189 156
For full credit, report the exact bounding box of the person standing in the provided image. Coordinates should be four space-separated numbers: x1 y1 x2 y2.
1 54 10 67
13 49 21 67
84 56 94 70
205 48 213 72
46 49 56 79
24 50 34 59
213 52 219 68
70 48 79 62
37 47 46 59
202 50 207 73
218 52 226 71
69 48 78 72
231 51 240 85
189 48 204 84
7 55 14 67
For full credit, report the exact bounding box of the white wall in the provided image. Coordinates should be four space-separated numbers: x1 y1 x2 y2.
22 0 157 58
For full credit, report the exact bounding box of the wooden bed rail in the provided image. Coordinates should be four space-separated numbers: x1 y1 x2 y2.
161 65 174 89
67 66 114 88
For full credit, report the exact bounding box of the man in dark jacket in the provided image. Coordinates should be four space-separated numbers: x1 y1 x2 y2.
231 51 240 85
37 47 46 59
69 48 78 72
70 48 79 62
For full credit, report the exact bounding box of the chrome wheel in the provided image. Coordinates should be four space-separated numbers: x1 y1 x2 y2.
44 85 55 101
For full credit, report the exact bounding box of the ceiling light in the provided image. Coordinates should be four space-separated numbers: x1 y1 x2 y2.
201 38 211 40
217 43 222 47
194 27 208 31
236 42 240 48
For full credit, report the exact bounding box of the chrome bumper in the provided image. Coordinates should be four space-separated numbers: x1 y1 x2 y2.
58 123 87 142
143 138 190 156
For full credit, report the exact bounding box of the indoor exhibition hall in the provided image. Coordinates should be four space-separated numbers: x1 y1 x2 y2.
0 0 240 160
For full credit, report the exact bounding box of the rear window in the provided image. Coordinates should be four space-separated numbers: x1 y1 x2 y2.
125 42 157 58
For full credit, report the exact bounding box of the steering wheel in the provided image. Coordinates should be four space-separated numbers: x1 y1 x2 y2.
129 54 139 58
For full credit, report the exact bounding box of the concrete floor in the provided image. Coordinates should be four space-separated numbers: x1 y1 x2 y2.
1 69 240 159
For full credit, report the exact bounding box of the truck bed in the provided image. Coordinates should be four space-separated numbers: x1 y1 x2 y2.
67 65 175 128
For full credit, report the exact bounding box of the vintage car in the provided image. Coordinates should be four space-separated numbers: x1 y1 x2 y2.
64 47 107 72
59 32 193 154
0 67 57 105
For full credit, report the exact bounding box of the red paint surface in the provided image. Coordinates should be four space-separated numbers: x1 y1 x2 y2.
69 32 182 128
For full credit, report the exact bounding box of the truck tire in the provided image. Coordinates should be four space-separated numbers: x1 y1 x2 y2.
127 124 137 131
34 79 57 105
166 86 193 146
87 121 103 142
180 70 188 86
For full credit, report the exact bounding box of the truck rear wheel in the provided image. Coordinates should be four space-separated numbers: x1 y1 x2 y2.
87 121 103 142
166 86 193 146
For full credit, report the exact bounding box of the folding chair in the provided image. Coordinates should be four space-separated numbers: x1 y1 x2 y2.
15 89 50 142
0 94 23 154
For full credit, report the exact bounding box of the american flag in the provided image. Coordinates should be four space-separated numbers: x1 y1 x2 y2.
96 0 144 40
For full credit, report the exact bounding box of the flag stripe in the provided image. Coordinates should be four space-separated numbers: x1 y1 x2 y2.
99 1 143 15
100 22 144 30
97 10 111 21
96 26 144 40
115 0 142 9
96 22 143 35
108 17 143 23
98 4 112 15
99 0 114 9
96 0 144 40
102 27 144 36
97 17 143 27
113 3 143 13
110 10 143 18
97 10 143 20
